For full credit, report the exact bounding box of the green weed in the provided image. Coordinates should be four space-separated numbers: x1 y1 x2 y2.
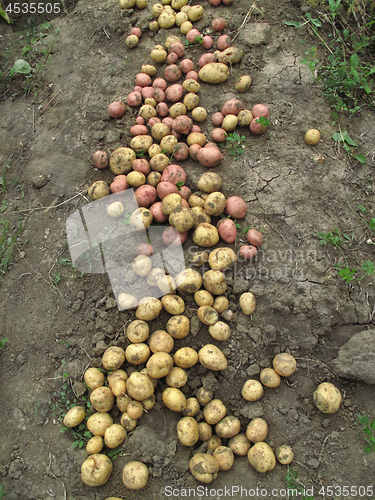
224 132 246 159
358 414 375 453
0 338 9 348
285 467 314 499
0 483 5 500
176 181 185 190
284 12 322 29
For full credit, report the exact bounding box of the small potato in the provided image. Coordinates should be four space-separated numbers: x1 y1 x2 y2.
150 153 170 172
174 347 198 368
135 297 163 321
198 344 227 371
203 399 226 425
183 398 200 417
167 315 190 339
183 79 200 93
126 372 154 401
197 144 223 167
127 320 149 343
147 267 166 286
142 394 155 411
305 128 320 145
213 446 234 471
126 34 139 48
175 268 202 293
241 380 264 402
226 196 247 219
117 394 132 413
204 192 227 216
215 416 241 439
88 180 110 200
163 387 187 412
122 461 149 490
125 343 151 365
107 370 128 389
237 109 253 127
228 433 251 456
192 107 208 123
120 413 138 432
81 454 113 487
149 330 174 353
194 290 214 307
197 172 222 193
208 247 237 271
63 406 86 428
120 0 136 8
187 132 206 147
213 296 229 313
160 135 178 155
151 123 171 142
198 422 212 442
86 435 104 455
246 418 268 443
150 46 168 63
203 270 227 295
104 424 127 449
166 367 188 387
248 442 276 473
84 367 105 390
177 417 199 446
208 321 231 341
132 254 152 276
276 445 294 465
102 347 126 371
207 435 222 452
87 412 113 437
273 353 297 377
236 74 252 92
90 387 115 413
198 306 219 325
246 228 264 247
193 223 219 248
127 171 146 188
146 352 173 379
260 368 281 388
127 401 144 419
190 250 209 267
222 114 238 132
184 92 200 111
313 382 342 414
239 292 256 315
169 206 196 233
142 64 157 76
110 379 127 397
162 294 185 315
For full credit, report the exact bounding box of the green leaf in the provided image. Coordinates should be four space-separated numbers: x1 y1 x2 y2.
311 18 322 27
361 261 375 275
0 3 11 23
369 218 375 231
353 154 366 164
344 134 357 147
364 444 373 453
363 82 372 94
358 205 367 213
350 53 359 68
343 29 349 39
9 59 32 77
284 20 302 28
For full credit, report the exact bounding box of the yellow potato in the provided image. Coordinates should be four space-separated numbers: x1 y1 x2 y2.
90 387 115 413
208 321 231 341
305 128 320 145
213 296 229 313
86 435 104 455
239 292 256 315
198 344 227 371
162 387 187 412
197 172 222 193
182 397 200 417
120 413 138 432
215 416 241 438
81 454 113 486
102 346 125 371
87 412 113 437
248 442 276 473
161 294 185 315
208 247 237 271
202 270 227 295
126 372 154 401
110 147 136 175
175 268 202 293
63 406 86 428
177 416 199 446
118 293 138 310
174 347 198 368
166 367 188 388
194 290 214 307
104 424 127 448
125 343 151 365
122 461 149 490
228 433 251 456
235 74 252 92
313 382 342 414
166 315 190 339
276 444 294 465
198 422 212 442
204 192 226 216
196 387 213 406
149 329 174 353
135 297 163 321
191 107 207 123
241 379 264 401
130 135 153 152
189 453 219 483
203 399 226 425
126 320 149 343
260 368 281 388
146 352 174 378
197 305 219 325
198 63 229 84
193 223 219 248
88 181 110 200
84 367 105 390
213 446 234 471
246 417 268 443
273 353 297 376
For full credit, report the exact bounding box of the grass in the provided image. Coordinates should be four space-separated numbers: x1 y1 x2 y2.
358 414 375 453
0 483 5 499
224 132 246 159
285 467 314 499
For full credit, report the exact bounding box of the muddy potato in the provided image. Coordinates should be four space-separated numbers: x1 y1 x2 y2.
212 296 229 314
140 368 158 389
127 401 144 420
118 293 138 310
198 344 227 371
198 422 212 442
237 109 253 127
235 74 252 92
88 180 110 200
190 250 209 267
163 387 187 412
276 445 294 465
122 461 149 490
136 297 163 321
86 435 104 455
81 454 113 486
125 343 151 365
194 290 214 307
167 315 190 339
305 128 320 145
208 247 237 272
239 292 256 315
174 347 198 368
177 417 199 446
215 416 241 439
175 267 202 293
120 413 138 432
241 380 264 402
146 352 173 378
127 320 149 343
160 135 178 154
222 114 238 132
203 192 226 216
116 394 132 413
198 62 229 84
126 372 154 401
208 321 231 341
203 399 226 425
313 382 342 414
273 353 297 377
198 305 219 325
161 193 182 215
213 446 234 471
193 223 219 248
182 397 200 417
188 192 206 208
104 424 127 449
151 123 170 142
149 330 174 353
87 412 113 437
197 172 223 193
157 274 176 295
189 453 219 483
188 4 204 21
183 79 200 93
162 295 185 315
228 433 251 456
260 368 281 388
84 368 105 390
192 107 208 123
63 406 86 428
169 206 196 233
196 387 213 406
166 367 188 387
102 346 125 371
207 435 222 452
90 387 115 413
246 417 268 443
169 102 187 118
110 147 136 175
248 442 276 473
130 135 154 152
203 269 227 295
217 46 244 65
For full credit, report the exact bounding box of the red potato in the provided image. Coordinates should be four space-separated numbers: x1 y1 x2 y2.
199 53 217 68
162 227 188 246
222 99 243 116
130 27 142 38
172 115 193 135
165 65 182 83
92 151 109 169
185 71 199 81
209 0 221 4
132 159 150 176
150 202 169 223
186 29 201 43
168 42 185 58
179 185 192 200
189 144 202 160
156 102 169 117
165 84 184 103
250 118 266 135
130 124 148 136
141 86 154 99
134 85 142 92
238 245 257 261
226 196 247 218
212 112 224 126
107 101 126 118
212 18 226 31
161 165 186 185
217 219 237 244
202 36 214 49
246 229 264 247
157 181 179 199
162 117 174 128
211 128 227 142
171 130 182 140
191 125 201 133
127 91 143 107
153 88 165 103
153 78 168 91
197 145 223 167
252 104 269 119
137 243 154 256
181 59 195 74
135 185 157 208
135 73 152 87
167 52 179 65
181 199 190 208
136 116 145 125
149 117 161 126
217 35 231 51
173 143 189 161
110 175 129 193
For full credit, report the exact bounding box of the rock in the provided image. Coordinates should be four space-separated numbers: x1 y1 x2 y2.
73 381 86 398
201 372 219 391
32 174 50 188
240 23 272 47
105 297 117 309
94 341 108 356
77 291 85 300
246 363 260 376
190 315 201 337
331 330 375 384
126 425 165 463
239 402 264 419
95 318 109 330
249 327 262 343
306 458 320 469
233 277 249 295
321 419 330 428
71 300 82 311
8 458 23 479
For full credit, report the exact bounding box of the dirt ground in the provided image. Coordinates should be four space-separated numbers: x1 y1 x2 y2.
1 0 375 498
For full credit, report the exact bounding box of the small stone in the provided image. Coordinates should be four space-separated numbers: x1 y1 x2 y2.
77 291 85 300
239 401 264 419
71 300 82 311
321 419 330 428
249 327 262 343
246 364 260 376
73 381 86 398
95 318 109 330
105 298 117 309
306 458 320 469
188 376 201 390
94 341 108 356
233 278 249 295
32 174 50 189
190 316 201 337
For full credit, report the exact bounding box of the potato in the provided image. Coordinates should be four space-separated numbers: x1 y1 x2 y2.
150 123 169 143
237 109 253 127
276 444 294 465
120 0 136 8
208 247 237 272
207 435 222 452
273 353 297 376
84 368 105 391
81 454 113 486
110 147 136 175
142 64 157 76
122 461 149 490
180 20 193 34
162 295 185 315
197 144 223 167
193 223 219 248
203 399 226 425
313 382 342 414
187 132 206 147
192 107 208 123
90 387 114 413
149 20 160 31
305 128 320 145
107 100 126 118
213 446 234 471
188 4 204 21
110 379 127 397
189 453 219 483
149 144 163 158
126 372 154 401
208 321 231 341
146 352 173 378
217 47 244 65
204 192 226 216
159 10 176 29
250 118 267 135
87 412 113 437
198 344 227 371
127 400 144 420
172 114 193 134
127 171 146 189
246 417 268 443
149 330 174 353
157 181 178 200
222 114 238 132
175 10 188 25
196 386 213 406
125 343 151 365
110 175 129 194
160 135 178 155
165 64 182 83
182 398 200 417
175 268 202 293
167 315 190 339
88 180 110 200
239 292 256 315
127 320 149 343
198 63 229 84
86 435 104 455
163 387 187 412
260 368 281 388
215 416 241 438
183 92 200 111
142 394 155 411
248 442 276 473
136 297 163 321
118 293 138 310
226 196 247 218
104 424 127 449
151 45 168 63
213 296 229 313
188 192 206 208
116 394 132 413
197 172 222 193
197 306 219 325
139 104 157 122
228 433 251 456
129 207 153 231
63 406 86 428
236 74 252 92
173 142 190 162
157 274 176 295
120 413 138 432
166 367 188 387
183 79 200 93
198 422 212 442
161 193 182 215
174 347 198 368
177 417 199 446
203 270 227 295
132 254 152 277
106 201 124 218
102 346 125 371
146 267 165 287
194 290 214 307
211 127 227 144
135 185 157 208
169 206 195 233
190 250 209 267
217 218 237 244
107 369 128 389
241 380 264 402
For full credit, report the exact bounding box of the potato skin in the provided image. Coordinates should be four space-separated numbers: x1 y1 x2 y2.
313 382 342 414
208 247 237 271
193 223 219 248
122 461 149 490
90 387 115 413
203 270 227 295
248 442 276 473
167 315 190 339
189 453 219 483
215 416 241 438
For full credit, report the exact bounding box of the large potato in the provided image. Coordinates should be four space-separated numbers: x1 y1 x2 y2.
228 433 251 456
241 380 264 401
215 416 241 438
104 424 127 449
126 372 154 401
208 247 237 271
90 387 115 413
175 268 202 293
177 417 199 446
246 418 268 443
63 406 86 428
162 387 187 412
217 47 244 65
239 292 256 315
110 148 136 175
146 352 174 379
86 412 113 437
130 135 153 152
84 368 105 390
248 442 276 473
198 344 227 371
198 63 229 84
166 367 188 388
162 295 185 315
167 315 190 339
203 399 226 425
125 343 151 365
169 206 195 232
213 446 234 471
81 454 113 486
313 382 342 414
189 453 219 483
204 192 226 216
174 347 198 368
122 461 149 490
136 297 163 321
208 321 231 341
203 270 227 295
273 353 297 377
102 346 126 371
193 223 219 247
127 320 149 343
197 172 223 193
197 306 219 325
